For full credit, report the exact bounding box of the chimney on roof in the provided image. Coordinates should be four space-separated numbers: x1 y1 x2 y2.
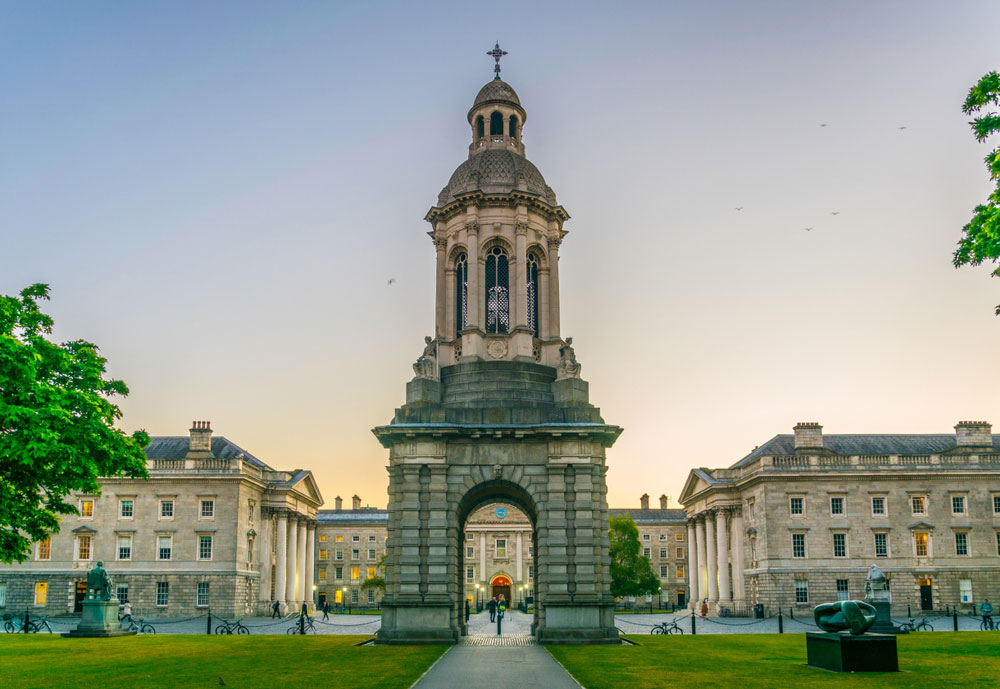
187 421 213 458
660 495 668 510
640 494 649 510
793 422 823 450
955 421 992 447
352 495 361 510
335 496 343 510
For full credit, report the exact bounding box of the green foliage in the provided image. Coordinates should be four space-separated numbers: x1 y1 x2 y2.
608 515 660 598
956 71 1000 314
0 284 149 563
361 553 387 592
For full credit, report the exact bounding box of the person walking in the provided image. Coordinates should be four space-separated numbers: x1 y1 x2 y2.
700 599 708 620
322 601 330 621
465 599 471 624
301 602 309 619
488 596 497 622
980 598 994 630
271 600 280 619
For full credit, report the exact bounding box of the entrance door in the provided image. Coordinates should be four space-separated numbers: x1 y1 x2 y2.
317 593 327 608
677 591 686 608
491 575 512 607
919 578 933 611
74 581 87 612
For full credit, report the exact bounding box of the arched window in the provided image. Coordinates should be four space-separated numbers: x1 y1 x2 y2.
455 253 468 335
526 253 539 337
476 116 485 140
485 247 509 334
508 115 518 139
490 111 503 136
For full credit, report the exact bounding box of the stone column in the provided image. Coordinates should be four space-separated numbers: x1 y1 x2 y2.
275 512 288 606
434 236 447 338
445 267 456 341
296 520 307 603
480 533 486 580
687 521 699 607
258 509 273 608
514 222 528 328
516 531 524 583
285 517 298 605
466 222 481 330
305 525 316 610
547 236 561 338
695 517 707 605
538 269 550 340
731 509 745 603
704 512 718 604
715 510 730 604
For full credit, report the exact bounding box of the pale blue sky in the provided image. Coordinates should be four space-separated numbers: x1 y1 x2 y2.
2 1 998 507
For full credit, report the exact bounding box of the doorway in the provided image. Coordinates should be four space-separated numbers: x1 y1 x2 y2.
677 591 686 608
74 581 87 612
491 575 512 607
919 578 933 611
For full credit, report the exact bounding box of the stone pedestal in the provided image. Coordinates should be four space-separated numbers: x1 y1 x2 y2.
806 632 898 673
376 599 457 645
869 600 905 634
63 599 135 638
536 601 619 645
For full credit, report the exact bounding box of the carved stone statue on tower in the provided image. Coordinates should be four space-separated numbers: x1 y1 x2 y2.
412 336 438 379
556 337 581 380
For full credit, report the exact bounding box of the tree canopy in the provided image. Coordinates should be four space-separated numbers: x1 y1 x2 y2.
955 71 1000 314
608 515 660 599
0 284 149 563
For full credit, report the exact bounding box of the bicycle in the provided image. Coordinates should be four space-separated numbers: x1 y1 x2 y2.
215 618 250 635
287 614 316 634
651 619 684 635
121 614 156 634
899 617 933 632
979 616 996 631
3 613 51 633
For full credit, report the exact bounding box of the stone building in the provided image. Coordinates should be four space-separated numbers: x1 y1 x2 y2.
315 497 387 609
680 421 1000 615
0 422 322 618
610 493 689 608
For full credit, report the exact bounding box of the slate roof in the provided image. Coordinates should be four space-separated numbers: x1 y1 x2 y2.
437 149 556 206
472 79 522 111
733 434 1000 469
318 509 388 524
144 436 273 471
609 508 687 523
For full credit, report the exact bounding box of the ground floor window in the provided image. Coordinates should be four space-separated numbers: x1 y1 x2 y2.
794 580 808 604
116 584 128 603
996 532 1000 556
836 579 849 601
156 582 169 607
0 582 6 607
351 589 358 604
959 579 972 604
34 582 48 606
368 589 375 604
197 582 210 607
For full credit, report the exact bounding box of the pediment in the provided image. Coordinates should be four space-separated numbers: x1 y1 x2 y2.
72 525 97 534
679 470 711 504
907 521 934 531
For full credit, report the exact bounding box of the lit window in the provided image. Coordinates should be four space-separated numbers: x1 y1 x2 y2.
351 567 359 581
78 535 92 560
158 535 172 560
34 582 48 606
118 535 132 561
120 500 134 519
197 582 210 607
830 497 844 515
676 548 685 559
836 579 849 601
81 500 94 518
871 497 886 515
874 533 888 557
792 533 806 558
156 582 169 606
160 500 174 519
914 532 928 557
795 580 808 604
676 566 685 579
952 496 966 515
319 549 327 560
200 500 214 519
911 496 926 515
790 497 803 516
38 537 51 561
199 535 213 560
833 533 846 558
955 532 969 556
367 567 375 579
336 535 343 542
319 535 327 542
675 533 684 541
319 571 327 581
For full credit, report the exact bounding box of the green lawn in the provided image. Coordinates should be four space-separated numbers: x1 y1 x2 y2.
0 635 446 689
548 633 1000 689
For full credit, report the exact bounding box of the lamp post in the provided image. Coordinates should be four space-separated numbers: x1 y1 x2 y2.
341 587 347 614
475 584 481 613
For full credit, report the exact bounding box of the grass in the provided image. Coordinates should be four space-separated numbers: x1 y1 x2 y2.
0 634 446 689
547 632 1000 689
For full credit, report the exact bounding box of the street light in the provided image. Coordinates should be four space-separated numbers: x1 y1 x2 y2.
342 586 348 614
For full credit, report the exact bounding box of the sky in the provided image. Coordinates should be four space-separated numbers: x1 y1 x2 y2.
2 1 999 510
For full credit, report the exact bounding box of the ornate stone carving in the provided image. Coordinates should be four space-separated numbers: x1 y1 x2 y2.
556 337 581 380
864 564 890 602
515 221 529 236
486 338 508 359
465 221 480 236
412 336 438 379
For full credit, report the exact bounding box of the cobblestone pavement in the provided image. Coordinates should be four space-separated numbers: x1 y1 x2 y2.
614 611 988 635
466 609 533 637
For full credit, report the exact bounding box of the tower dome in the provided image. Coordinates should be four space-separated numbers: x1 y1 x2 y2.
468 79 524 122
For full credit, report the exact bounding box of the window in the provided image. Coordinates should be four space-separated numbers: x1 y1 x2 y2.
34 582 48 606
830 497 844 515
455 252 469 334
466 546 474 558
336 535 343 542
508 114 518 138
528 565 534 579
747 498 756 522
319 571 327 581
38 537 51 561
874 532 888 557
352 535 360 543
351 567 359 581
466 566 474 581
476 115 484 139
197 582 210 607
335 567 343 580
320 535 327 542
836 579 849 601
156 582 169 606
118 535 132 561
248 502 254 523
659 534 666 541
366 567 374 579
120 500 134 519
996 532 1000 556
467 533 474 541
676 566 685 579
368 549 376 560
790 497 803 516
319 549 327 560
676 548 685 559
351 589 359 604
955 532 969 556
115 584 128 603
352 549 359 560
914 532 928 557
833 533 847 558
994 496 1000 514
795 580 808 604
642 533 651 541
158 535 172 560
675 533 684 541
247 536 254 564
959 579 973 604
528 547 533 557
489 110 503 136
80 499 94 518
485 247 510 334
336 549 343 560
526 253 539 336
200 500 214 519
952 496 966 515
0 582 6 607
792 533 806 558
495 539 507 558
199 535 213 560
871 497 886 516
160 500 174 519
660 566 668 577
643 547 651 558
911 496 926 515
659 548 667 558
78 535 92 560
369 535 376 543
368 589 375 604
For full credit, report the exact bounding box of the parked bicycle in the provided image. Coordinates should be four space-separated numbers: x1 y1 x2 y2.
121 614 156 634
287 614 316 635
899 617 933 632
651 619 684 635
215 618 250 635
3 613 52 633
979 616 996 631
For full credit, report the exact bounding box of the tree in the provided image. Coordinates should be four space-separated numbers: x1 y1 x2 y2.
955 71 1000 314
360 553 386 596
608 515 660 599
0 284 149 563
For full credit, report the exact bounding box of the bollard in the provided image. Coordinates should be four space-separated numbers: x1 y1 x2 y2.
691 610 696 635
207 608 212 635
778 609 784 634
497 612 502 636
907 604 911 618
789 606 794 620
300 612 305 635
24 609 30 634
953 610 958 631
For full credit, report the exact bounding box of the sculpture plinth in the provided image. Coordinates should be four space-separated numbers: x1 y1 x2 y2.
63 598 135 638
806 632 898 672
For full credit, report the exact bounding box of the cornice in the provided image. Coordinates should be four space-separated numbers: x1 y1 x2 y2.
425 191 569 225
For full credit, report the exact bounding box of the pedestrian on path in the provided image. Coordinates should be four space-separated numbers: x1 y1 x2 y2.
465 599 470 624
980 598 994 629
700 599 708 619
271 601 280 619
323 601 330 621
301 602 308 618
488 596 498 622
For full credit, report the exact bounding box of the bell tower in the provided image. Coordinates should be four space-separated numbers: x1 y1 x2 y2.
376 48 621 645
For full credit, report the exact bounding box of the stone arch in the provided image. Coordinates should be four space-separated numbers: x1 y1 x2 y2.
525 242 549 268
479 235 513 259
447 243 469 265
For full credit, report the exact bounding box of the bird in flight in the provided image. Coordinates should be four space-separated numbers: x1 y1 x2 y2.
804 227 814 232
820 124 827 128
898 126 908 130
735 207 743 211
831 211 840 216
387 278 396 286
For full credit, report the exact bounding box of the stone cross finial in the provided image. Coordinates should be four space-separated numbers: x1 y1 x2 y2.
487 42 508 79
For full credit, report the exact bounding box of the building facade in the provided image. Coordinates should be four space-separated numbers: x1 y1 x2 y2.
0 422 322 618
610 493 689 608
680 421 1000 615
